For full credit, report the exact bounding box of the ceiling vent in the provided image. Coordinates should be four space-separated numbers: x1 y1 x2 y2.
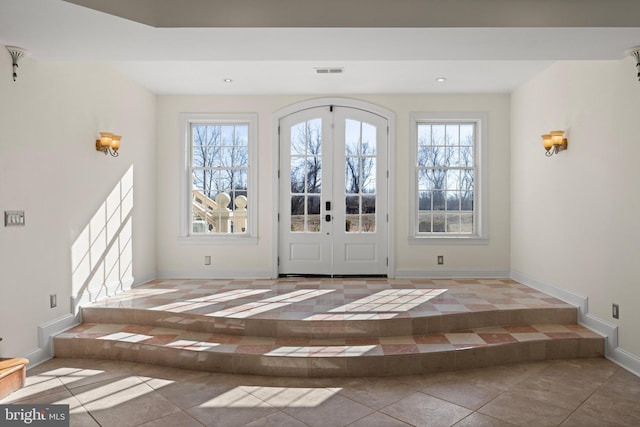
314 67 344 75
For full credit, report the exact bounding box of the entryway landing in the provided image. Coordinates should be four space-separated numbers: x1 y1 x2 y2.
54 278 604 377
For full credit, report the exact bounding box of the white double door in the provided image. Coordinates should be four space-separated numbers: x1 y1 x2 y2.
279 106 388 276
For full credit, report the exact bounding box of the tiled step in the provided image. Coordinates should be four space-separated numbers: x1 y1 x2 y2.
54 323 604 377
81 306 578 339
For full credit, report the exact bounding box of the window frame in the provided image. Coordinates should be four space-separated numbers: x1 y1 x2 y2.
408 112 488 244
179 113 258 243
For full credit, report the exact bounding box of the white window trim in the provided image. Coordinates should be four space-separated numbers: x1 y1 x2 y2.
408 112 488 245
178 113 258 244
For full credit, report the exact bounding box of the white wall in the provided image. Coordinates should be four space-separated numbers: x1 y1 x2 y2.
156 94 511 278
511 58 640 358
0 49 157 359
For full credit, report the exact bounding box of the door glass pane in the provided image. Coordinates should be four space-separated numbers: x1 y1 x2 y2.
362 123 376 155
307 196 321 233
362 195 376 232
289 119 323 233
307 119 322 155
343 119 377 234
345 119 360 156
345 159 359 194
306 156 321 193
361 158 376 194
290 196 304 232
291 122 306 155
290 156 305 193
346 196 359 214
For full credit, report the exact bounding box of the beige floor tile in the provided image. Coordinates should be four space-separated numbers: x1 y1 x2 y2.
454 361 548 391
243 411 309 427
380 391 471 426
186 387 277 427
146 376 238 410
8 356 634 427
347 411 412 426
577 391 640 426
510 365 606 410
454 412 518 426
421 379 502 410
283 393 374 427
595 367 640 401
69 412 102 427
71 375 182 427
336 377 418 410
478 391 572 426
559 409 622 427
136 410 205 427
244 385 339 408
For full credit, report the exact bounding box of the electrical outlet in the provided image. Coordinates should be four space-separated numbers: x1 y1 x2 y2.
204 256 211 266
437 255 444 265
612 303 619 319
50 294 57 308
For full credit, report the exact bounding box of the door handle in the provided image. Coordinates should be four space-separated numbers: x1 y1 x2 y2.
326 201 331 211
325 214 332 222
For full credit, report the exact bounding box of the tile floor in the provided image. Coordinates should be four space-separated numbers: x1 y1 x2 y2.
55 277 602 377
2 357 639 426
58 322 601 356
89 278 573 321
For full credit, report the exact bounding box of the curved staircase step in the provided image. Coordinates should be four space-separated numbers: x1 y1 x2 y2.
81 306 578 339
54 323 603 377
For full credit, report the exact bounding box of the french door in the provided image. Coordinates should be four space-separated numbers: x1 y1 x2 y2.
279 105 388 276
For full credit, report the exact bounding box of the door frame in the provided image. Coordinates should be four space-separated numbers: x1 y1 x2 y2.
271 98 396 278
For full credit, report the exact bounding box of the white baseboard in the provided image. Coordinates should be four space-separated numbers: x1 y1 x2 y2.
157 269 273 280
23 313 81 370
610 347 640 377
71 277 135 313
511 270 640 377
510 270 588 313
395 269 510 279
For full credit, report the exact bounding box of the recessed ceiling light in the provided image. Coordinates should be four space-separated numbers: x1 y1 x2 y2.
223 78 233 83
435 77 447 83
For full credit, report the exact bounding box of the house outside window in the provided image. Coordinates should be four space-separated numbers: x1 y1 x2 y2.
409 112 487 243
180 113 258 241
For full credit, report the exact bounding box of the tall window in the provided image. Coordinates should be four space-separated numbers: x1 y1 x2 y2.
409 113 486 241
181 114 257 240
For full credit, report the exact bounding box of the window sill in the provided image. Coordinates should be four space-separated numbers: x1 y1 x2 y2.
178 235 258 245
408 235 488 245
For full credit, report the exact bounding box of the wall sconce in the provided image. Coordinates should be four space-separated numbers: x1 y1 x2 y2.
627 46 640 81
6 46 27 82
541 130 568 157
95 132 121 157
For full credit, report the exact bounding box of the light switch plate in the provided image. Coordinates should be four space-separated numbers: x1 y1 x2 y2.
4 211 25 227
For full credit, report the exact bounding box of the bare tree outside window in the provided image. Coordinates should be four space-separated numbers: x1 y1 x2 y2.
191 123 249 234
345 119 376 233
290 119 322 232
417 123 475 234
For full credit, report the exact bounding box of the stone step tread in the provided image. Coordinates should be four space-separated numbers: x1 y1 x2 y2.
56 322 602 358
81 305 578 338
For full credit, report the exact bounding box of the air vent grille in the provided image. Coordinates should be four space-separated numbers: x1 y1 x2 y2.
314 67 344 74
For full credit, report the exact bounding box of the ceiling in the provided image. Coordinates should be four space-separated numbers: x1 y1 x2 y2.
1 0 639 95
